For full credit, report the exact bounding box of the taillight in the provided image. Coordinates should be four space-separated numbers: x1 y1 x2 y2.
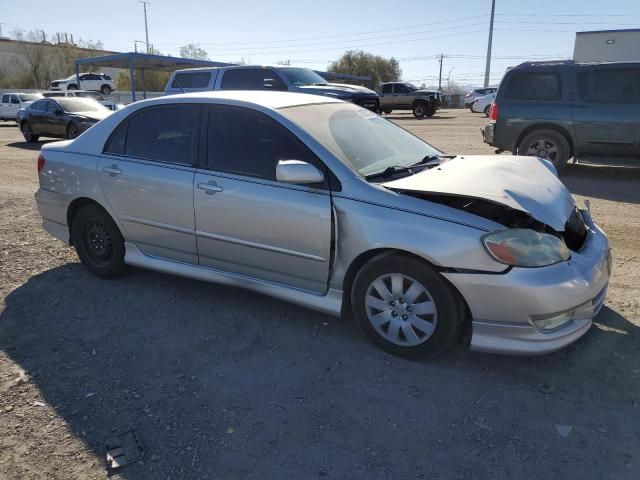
37 154 45 173
489 102 498 121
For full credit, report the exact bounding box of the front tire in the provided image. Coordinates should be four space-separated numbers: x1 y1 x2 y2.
21 122 39 143
518 129 570 172
71 204 126 278
351 254 462 359
382 109 392 115
412 102 427 119
484 105 491 117
100 85 112 95
67 84 78 91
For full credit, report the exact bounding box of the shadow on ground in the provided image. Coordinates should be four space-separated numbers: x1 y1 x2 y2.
6 140 57 151
1 263 639 479
563 163 640 204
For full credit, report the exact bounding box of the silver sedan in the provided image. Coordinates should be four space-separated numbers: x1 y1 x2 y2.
35 91 611 358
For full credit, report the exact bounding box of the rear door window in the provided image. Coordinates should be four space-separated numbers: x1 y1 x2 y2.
220 68 287 91
2 94 9 103
31 100 47 111
505 71 562 101
171 72 211 89
578 67 640 103
114 105 199 165
381 84 392 94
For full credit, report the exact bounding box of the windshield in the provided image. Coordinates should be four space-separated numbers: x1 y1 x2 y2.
279 67 328 86
19 94 42 102
279 103 441 177
405 83 419 91
57 98 107 113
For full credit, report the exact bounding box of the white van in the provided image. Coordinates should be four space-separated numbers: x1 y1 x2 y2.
0 92 43 120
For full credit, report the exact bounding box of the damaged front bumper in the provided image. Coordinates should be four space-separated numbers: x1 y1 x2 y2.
443 210 611 355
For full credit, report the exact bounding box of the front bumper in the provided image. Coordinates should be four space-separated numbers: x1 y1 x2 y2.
443 210 611 355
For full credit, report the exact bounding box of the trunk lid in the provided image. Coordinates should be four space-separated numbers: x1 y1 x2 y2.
382 155 576 231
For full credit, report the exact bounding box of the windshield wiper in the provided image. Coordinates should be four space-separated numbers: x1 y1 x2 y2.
365 154 455 181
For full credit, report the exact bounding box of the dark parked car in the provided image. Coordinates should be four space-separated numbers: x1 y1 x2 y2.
17 97 112 142
482 60 640 171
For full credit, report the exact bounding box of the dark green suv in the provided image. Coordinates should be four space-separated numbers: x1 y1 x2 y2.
482 60 640 171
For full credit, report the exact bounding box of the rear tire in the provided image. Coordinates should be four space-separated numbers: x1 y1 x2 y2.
67 123 80 139
71 204 126 278
100 85 112 95
484 105 491 117
382 109 392 115
518 129 570 172
351 254 462 359
21 122 39 143
67 84 78 91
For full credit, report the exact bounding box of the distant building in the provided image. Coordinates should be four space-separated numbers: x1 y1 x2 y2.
573 29 640 62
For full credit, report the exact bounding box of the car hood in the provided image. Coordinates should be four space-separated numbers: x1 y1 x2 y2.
382 155 576 231
297 83 378 96
72 110 112 121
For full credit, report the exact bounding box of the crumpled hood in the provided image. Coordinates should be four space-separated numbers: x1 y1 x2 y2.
297 83 378 97
382 155 576 231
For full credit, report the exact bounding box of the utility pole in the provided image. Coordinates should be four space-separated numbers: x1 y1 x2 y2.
139 1 151 53
437 54 444 91
484 0 496 87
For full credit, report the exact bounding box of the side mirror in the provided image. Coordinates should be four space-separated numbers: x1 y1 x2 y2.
276 160 325 185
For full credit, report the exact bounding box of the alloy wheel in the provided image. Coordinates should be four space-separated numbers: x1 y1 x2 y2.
525 138 558 161
364 273 438 347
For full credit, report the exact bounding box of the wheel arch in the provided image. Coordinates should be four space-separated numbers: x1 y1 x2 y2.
67 197 117 246
515 123 574 158
340 248 472 340
411 98 428 108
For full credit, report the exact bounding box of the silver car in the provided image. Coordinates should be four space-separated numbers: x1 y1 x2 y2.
35 91 611 358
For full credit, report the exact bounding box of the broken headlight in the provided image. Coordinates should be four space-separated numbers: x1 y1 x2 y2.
482 229 570 267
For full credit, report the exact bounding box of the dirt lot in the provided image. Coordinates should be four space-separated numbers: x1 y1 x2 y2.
0 110 639 480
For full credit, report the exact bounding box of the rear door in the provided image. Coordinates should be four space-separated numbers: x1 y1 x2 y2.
379 84 393 108
193 105 332 293
168 71 215 93
572 64 640 158
219 68 288 91
8 95 21 118
98 104 201 264
0 94 10 118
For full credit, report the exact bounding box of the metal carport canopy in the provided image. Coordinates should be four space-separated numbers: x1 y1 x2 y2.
74 52 373 101
74 52 234 101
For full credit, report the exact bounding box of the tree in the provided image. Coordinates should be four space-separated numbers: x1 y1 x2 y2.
179 43 209 60
13 30 50 88
328 50 401 88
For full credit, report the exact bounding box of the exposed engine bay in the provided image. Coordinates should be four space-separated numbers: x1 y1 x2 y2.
397 191 588 252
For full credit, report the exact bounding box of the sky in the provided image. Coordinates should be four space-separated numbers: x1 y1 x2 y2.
2 0 640 88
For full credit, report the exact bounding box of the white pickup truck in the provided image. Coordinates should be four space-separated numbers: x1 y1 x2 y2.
0 92 43 120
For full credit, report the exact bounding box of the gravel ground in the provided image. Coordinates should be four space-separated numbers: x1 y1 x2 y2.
0 110 639 480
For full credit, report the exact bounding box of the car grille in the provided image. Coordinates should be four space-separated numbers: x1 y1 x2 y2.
563 207 587 251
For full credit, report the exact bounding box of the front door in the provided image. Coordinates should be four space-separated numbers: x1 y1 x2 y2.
393 83 412 109
194 105 332 293
98 104 201 264
572 64 640 158
46 101 68 136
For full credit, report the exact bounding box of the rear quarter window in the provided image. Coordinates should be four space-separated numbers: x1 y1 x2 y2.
504 71 562 101
578 67 640 103
171 72 211 89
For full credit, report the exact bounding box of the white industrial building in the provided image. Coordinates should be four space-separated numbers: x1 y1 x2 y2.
574 29 640 62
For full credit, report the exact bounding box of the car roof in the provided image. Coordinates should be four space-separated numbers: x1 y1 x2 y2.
150 91 342 109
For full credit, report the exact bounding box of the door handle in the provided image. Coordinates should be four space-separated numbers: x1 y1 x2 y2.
103 165 122 176
197 181 223 194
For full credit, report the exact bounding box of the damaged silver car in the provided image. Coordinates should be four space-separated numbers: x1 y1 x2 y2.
35 91 611 358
